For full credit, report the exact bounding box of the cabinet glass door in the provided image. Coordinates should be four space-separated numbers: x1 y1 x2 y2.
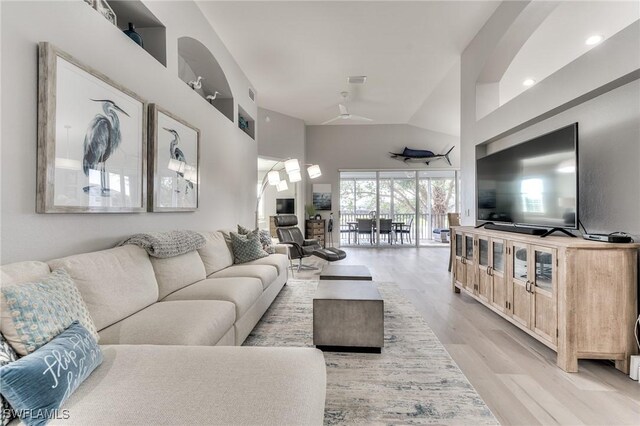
479 239 489 266
531 246 557 344
493 241 504 273
477 237 490 301
534 250 553 293
455 233 463 257
490 239 506 313
510 244 531 327
465 236 474 260
513 246 528 281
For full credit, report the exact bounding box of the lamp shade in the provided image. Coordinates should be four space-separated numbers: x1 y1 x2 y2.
288 170 302 183
183 165 198 184
267 170 281 185
284 158 300 174
307 164 322 179
276 180 289 192
168 159 186 173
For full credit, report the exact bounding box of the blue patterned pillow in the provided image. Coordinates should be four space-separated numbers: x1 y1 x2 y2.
230 231 269 264
0 322 103 426
0 334 18 426
0 269 99 356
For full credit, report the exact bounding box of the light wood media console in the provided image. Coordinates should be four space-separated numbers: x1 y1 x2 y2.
451 226 639 373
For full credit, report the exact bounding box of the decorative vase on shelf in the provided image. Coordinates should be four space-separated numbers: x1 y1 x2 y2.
123 23 143 47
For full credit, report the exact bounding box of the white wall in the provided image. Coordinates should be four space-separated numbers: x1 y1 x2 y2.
0 1 258 263
460 2 640 239
256 107 306 227
306 123 459 244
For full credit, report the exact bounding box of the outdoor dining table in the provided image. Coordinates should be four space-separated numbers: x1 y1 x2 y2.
345 221 406 244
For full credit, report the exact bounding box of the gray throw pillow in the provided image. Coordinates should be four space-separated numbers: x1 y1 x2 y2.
238 225 276 254
230 231 269 264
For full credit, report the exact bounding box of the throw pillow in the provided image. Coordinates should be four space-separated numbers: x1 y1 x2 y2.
230 231 269 264
0 268 99 356
0 321 103 426
259 229 277 254
237 224 252 235
238 225 276 254
0 334 18 426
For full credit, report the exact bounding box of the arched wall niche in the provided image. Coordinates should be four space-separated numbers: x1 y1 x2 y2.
177 36 234 122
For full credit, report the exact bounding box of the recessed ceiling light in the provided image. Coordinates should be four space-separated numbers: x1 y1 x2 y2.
585 35 604 46
523 79 536 87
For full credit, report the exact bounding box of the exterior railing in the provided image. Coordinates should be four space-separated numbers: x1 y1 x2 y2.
338 212 450 245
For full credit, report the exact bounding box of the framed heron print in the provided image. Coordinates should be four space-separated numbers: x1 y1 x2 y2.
148 104 200 212
37 42 147 213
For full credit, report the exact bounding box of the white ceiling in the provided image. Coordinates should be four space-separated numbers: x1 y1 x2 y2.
197 1 500 134
499 1 640 105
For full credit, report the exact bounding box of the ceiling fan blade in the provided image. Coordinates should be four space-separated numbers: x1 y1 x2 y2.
349 114 373 122
338 104 348 115
321 116 342 125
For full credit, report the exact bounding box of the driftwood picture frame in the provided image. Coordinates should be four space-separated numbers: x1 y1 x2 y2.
37 42 147 213
148 104 200 212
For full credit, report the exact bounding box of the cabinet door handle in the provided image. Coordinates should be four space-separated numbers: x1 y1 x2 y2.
525 281 530 293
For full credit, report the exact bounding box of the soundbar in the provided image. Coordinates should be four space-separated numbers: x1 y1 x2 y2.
484 223 547 236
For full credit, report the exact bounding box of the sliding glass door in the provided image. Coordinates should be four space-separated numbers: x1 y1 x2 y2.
340 170 458 247
418 171 457 246
339 172 377 245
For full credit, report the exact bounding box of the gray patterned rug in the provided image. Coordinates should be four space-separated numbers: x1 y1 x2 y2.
244 279 498 425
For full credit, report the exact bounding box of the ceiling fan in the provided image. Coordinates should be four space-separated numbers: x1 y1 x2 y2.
321 92 373 125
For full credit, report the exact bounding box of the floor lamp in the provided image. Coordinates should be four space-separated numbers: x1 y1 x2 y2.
256 158 322 228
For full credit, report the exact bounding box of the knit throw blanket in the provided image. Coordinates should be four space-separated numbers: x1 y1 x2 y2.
118 230 206 258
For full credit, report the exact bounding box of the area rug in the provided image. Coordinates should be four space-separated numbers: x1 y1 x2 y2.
244 279 498 425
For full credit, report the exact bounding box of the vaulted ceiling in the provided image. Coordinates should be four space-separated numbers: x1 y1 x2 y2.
197 1 501 135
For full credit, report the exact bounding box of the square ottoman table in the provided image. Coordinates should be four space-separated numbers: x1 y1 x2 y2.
313 280 384 353
319 264 372 281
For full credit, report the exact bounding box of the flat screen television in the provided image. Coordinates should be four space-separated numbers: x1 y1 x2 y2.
476 123 578 229
276 198 295 215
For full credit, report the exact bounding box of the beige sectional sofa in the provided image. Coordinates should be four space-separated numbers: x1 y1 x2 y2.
0 231 326 425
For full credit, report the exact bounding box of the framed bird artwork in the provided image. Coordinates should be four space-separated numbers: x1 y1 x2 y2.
36 42 147 213
147 104 200 212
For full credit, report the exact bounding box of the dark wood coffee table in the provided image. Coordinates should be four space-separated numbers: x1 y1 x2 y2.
319 264 372 281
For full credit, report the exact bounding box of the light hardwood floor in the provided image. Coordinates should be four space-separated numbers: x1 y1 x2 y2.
311 246 640 426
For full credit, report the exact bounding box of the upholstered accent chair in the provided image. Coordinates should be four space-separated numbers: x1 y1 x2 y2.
274 215 346 271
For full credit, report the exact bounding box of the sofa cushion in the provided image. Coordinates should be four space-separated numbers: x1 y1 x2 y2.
244 253 289 275
55 345 327 426
197 231 234 275
0 261 50 285
150 251 207 300
48 245 158 331
209 264 278 290
0 322 103 426
162 278 263 318
98 300 235 346
0 268 99 355
230 231 269 264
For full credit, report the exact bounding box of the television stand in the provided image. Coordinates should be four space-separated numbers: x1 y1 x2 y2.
540 227 577 238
